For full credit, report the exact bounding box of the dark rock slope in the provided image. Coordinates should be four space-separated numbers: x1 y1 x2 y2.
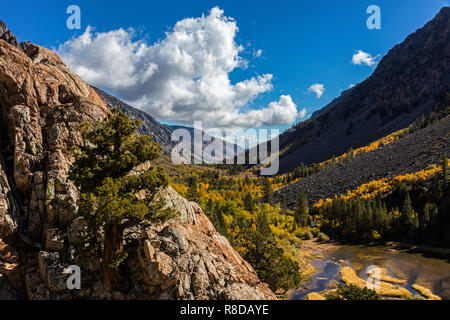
276 7 450 173
274 115 450 207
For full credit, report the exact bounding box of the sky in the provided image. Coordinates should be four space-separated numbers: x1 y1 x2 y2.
1 0 448 137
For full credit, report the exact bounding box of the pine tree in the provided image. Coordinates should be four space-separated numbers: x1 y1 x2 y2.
262 177 273 204
69 109 175 289
294 190 308 227
187 175 200 202
243 192 255 212
400 191 414 238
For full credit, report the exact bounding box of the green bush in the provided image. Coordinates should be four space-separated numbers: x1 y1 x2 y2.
318 232 330 242
326 285 381 300
311 227 320 237
294 229 306 239
303 230 313 240
288 236 303 247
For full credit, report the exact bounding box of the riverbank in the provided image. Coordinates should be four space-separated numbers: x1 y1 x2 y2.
384 242 450 260
289 239 450 300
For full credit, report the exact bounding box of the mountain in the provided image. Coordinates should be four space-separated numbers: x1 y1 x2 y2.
274 110 450 207
92 87 244 162
275 7 450 174
92 87 174 151
169 125 245 162
0 20 275 300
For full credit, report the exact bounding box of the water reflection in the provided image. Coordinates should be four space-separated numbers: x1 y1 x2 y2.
290 245 450 300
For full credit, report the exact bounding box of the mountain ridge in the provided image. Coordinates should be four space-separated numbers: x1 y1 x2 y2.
275 7 450 173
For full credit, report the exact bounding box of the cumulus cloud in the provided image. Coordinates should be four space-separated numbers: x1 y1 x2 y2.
308 83 325 99
351 50 378 66
57 7 299 130
233 95 299 128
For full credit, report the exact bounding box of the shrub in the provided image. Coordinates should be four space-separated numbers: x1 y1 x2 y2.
303 230 313 240
294 229 306 239
288 236 303 247
370 230 381 241
326 285 381 300
318 232 330 242
311 227 320 237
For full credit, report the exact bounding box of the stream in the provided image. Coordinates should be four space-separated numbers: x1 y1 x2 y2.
290 244 450 300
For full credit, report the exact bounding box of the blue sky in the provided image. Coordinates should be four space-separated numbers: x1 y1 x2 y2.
1 0 448 134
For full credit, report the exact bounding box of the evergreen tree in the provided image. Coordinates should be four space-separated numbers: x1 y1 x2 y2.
294 190 308 227
69 109 174 289
239 212 302 292
262 177 273 204
186 175 200 202
400 191 414 238
243 192 255 212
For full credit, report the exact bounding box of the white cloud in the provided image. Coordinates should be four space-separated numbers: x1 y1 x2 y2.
57 7 298 130
349 83 356 89
351 50 378 66
297 107 307 118
308 83 325 99
253 49 263 58
233 95 299 128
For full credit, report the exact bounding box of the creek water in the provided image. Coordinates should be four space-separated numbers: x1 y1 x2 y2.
290 244 450 300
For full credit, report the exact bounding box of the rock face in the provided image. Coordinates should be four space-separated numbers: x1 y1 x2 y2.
275 7 450 173
0 37 109 247
0 21 275 300
137 187 275 300
0 20 30 51
0 154 17 239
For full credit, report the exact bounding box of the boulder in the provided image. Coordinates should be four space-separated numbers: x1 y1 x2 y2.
137 187 276 300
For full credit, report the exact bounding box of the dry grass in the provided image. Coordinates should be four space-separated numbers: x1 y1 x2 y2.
377 282 412 298
339 266 367 288
367 267 406 284
412 284 441 300
339 266 412 298
305 292 326 300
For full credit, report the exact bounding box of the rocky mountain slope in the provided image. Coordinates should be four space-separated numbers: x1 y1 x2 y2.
0 21 30 51
92 87 243 161
92 87 174 151
169 125 244 161
275 7 449 173
274 114 450 207
0 21 275 300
